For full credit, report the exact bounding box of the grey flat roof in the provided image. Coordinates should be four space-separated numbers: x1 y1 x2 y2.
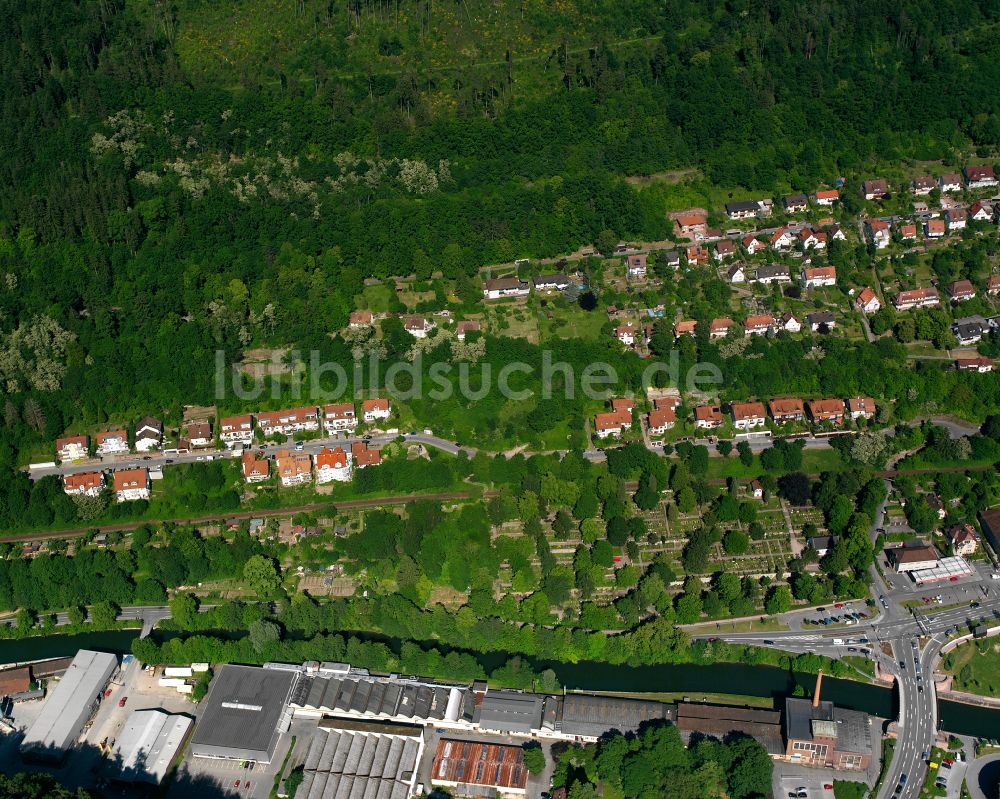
560 694 672 738
21 649 118 759
476 691 543 734
190 664 296 762
291 674 460 722
111 710 193 784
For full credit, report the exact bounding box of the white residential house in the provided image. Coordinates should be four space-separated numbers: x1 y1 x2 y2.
727 264 747 283
324 403 358 433
404 316 434 338
134 417 163 452
220 414 254 446
362 398 392 422
801 266 836 288
594 410 632 439
731 402 767 430
256 407 320 436
64 471 105 497
769 227 794 250
482 277 530 299
945 209 967 231
96 430 129 456
316 447 353 484
965 165 998 189
813 189 839 206
616 324 637 347
275 450 312 486
743 236 766 255
856 288 881 314
626 253 648 279
186 422 213 448
865 219 891 248
777 312 802 333
113 468 150 502
56 435 89 462
939 173 962 193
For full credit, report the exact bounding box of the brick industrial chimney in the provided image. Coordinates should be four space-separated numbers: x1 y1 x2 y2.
812 669 824 708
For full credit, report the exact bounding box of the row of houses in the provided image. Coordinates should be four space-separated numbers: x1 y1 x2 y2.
63 468 151 502
863 166 998 201
241 442 382 487
666 310 837 343
858 278 997 314
593 395 875 438
482 272 574 299
55 400 394 462
694 396 876 431
726 263 839 287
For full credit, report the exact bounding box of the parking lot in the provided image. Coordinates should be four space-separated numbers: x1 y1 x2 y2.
774 771 836 799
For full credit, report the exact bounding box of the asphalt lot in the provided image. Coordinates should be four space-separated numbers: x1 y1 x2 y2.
772 767 838 799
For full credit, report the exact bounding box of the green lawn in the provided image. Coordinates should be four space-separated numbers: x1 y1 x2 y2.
704 447 845 480
941 638 1000 698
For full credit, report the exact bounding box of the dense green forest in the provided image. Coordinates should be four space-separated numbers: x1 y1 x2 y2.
3 0 1000 521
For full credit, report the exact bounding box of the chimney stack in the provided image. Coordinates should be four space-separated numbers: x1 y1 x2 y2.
812 669 824 708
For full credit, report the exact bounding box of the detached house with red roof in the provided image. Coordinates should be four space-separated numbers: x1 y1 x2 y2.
987 276 1000 296
404 315 434 338
856 288 881 314
594 410 632 439
275 450 312 486
896 222 917 241
64 471 104 497
676 212 708 238
807 399 846 425
946 208 967 231
813 189 839 206
924 219 946 239
939 173 962 193
220 414 254 446
616 324 638 347
964 165 997 189
847 397 876 421
352 441 382 468
861 179 889 200
241 451 270 483
969 200 992 221
802 266 836 288
865 219 891 248
947 280 976 302
730 401 766 430
686 244 709 265
257 407 320 436
456 320 480 340
946 523 978 557
674 320 698 338
768 397 805 423
113 468 150 502
709 318 735 339
893 288 939 311
626 253 648 279
324 403 358 433
770 227 794 250
96 430 129 456
362 398 391 423
647 407 676 436
349 310 373 327
956 357 994 373
744 315 775 337
713 239 736 261
316 446 352 484
743 235 766 255
694 405 723 429
56 434 89 462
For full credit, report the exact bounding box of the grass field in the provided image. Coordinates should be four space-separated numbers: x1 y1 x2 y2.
704 447 845 480
942 638 1000 698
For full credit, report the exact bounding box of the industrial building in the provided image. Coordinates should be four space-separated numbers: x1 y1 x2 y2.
558 693 672 740
474 690 548 735
675 703 784 755
290 666 469 725
109 710 193 785
295 718 423 799
20 649 118 763
783 672 873 771
909 556 975 585
189 664 297 763
431 738 529 798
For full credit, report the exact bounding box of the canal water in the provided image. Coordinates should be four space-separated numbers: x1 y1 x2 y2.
1 631 996 738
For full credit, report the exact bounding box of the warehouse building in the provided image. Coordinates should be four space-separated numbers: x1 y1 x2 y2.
431 738 529 798
559 693 673 740
675 702 785 755
189 664 297 763
109 710 193 785
290 668 470 725
474 690 546 735
295 718 423 799
20 649 118 763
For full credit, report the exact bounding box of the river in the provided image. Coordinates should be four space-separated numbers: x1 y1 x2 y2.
1 631 997 738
